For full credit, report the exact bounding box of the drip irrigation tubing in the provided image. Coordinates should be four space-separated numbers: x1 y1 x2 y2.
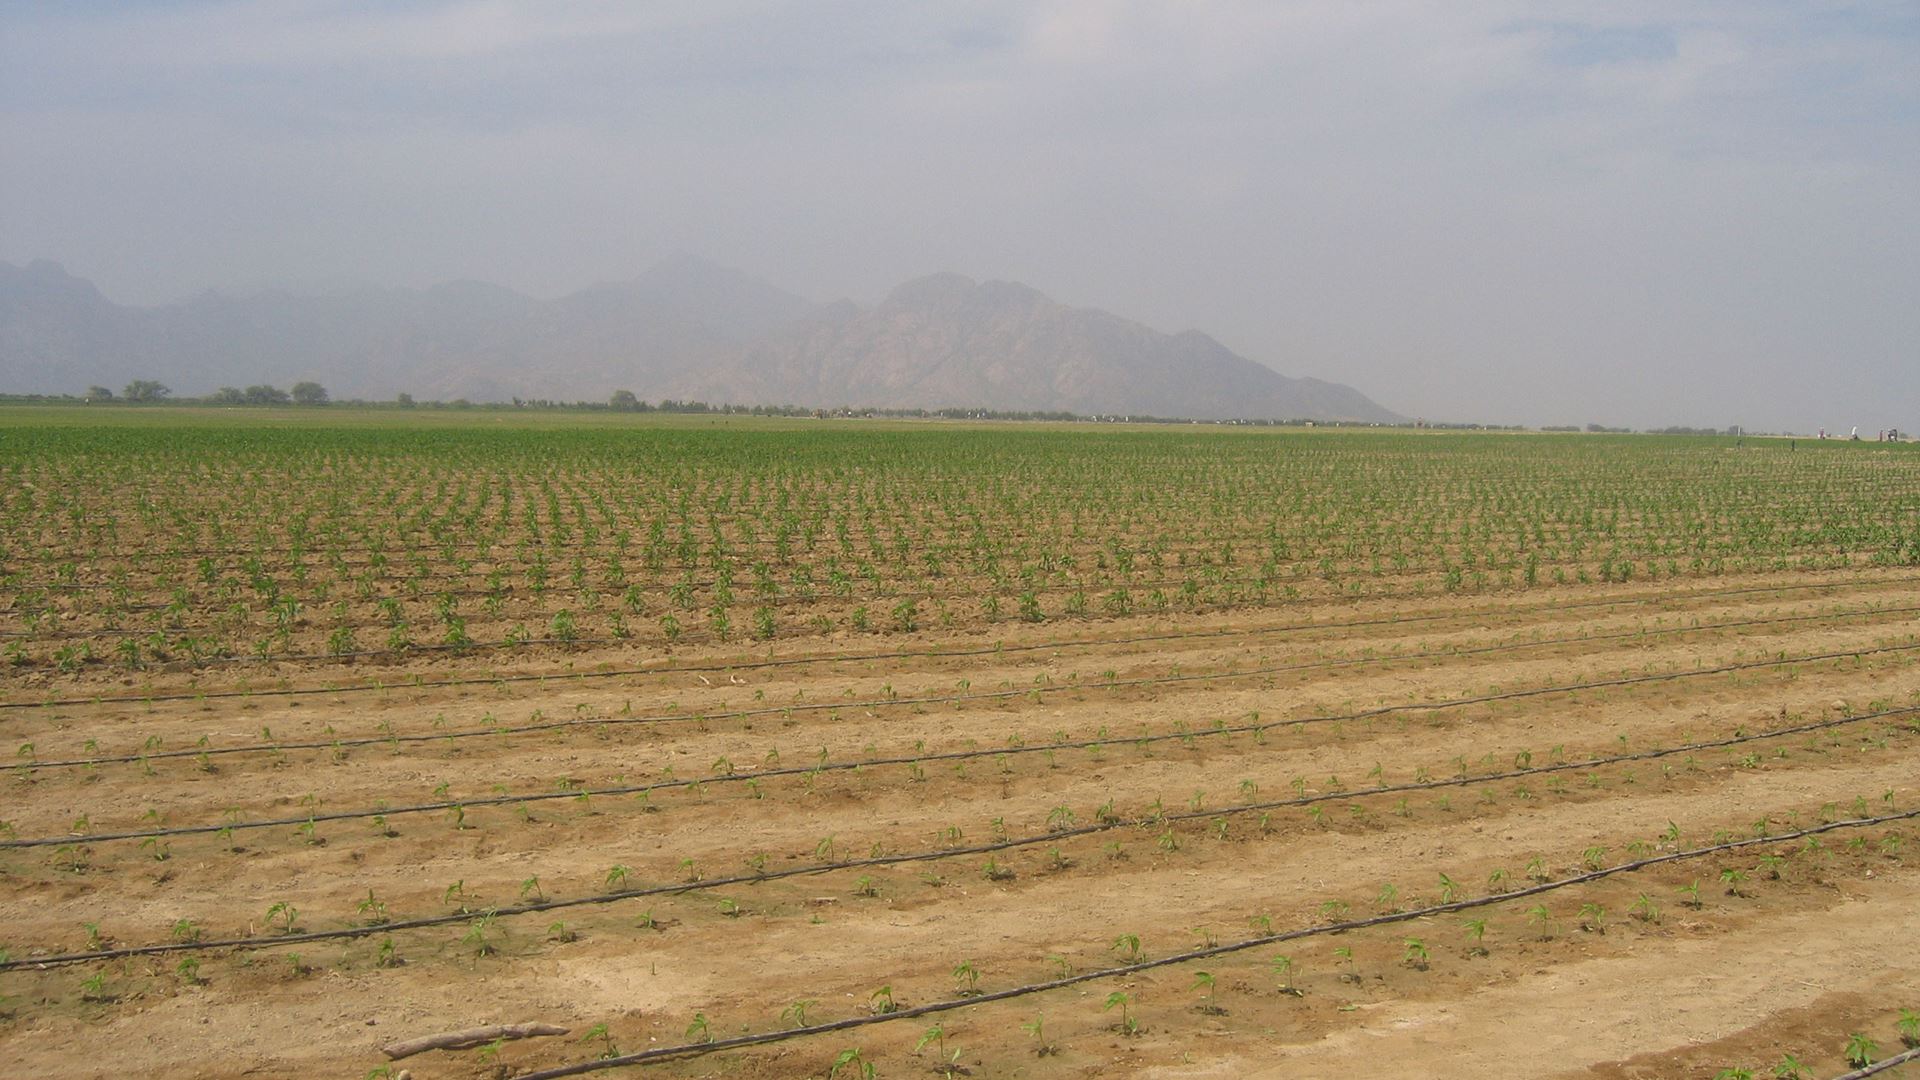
4 714 1911 972
5 572 1907 695
499 806 1920 1080
1832 1046 1920 1078
6 609 1917 775
5 689 1912 854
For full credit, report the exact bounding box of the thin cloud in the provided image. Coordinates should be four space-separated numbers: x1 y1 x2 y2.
2 1 1914 430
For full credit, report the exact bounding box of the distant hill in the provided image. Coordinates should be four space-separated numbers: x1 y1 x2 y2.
677 272 1400 421
0 257 1401 422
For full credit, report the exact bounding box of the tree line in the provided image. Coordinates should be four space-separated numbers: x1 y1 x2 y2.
86 381 330 405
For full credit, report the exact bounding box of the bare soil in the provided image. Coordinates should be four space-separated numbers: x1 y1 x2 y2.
2 570 1917 1079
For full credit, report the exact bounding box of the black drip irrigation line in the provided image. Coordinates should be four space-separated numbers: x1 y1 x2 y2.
1832 1046 1920 1079
4 572 1900 707
4 709 1911 973
504 807 1920 1080
5 683 1913 855
9 601 1917 776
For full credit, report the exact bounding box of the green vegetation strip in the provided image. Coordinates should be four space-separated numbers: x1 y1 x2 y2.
506 807 1920 1080
10 603 1915 775
7 575 1905 707
4 704 1908 970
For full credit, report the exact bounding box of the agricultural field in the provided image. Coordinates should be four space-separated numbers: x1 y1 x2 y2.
3 406 1919 1079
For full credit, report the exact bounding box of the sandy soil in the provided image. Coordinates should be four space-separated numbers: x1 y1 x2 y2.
2 570 1917 1079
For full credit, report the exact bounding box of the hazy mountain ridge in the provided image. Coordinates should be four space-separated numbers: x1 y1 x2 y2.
0 257 1401 422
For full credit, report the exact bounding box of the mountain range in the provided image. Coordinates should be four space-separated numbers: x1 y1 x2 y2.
0 256 1401 422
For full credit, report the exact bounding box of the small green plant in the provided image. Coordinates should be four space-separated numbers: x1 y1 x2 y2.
686 1012 712 1044
1021 1013 1058 1056
1578 902 1607 933
1104 991 1139 1036
580 1022 618 1059
953 959 982 996
869 985 897 1014
1461 918 1488 956
915 1021 963 1075
462 910 498 956
782 998 817 1029
1527 904 1554 939
1111 933 1142 962
264 901 300 935
1403 938 1429 969
1631 893 1661 923
1844 1032 1877 1069
1271 953 1301 994
828 1047 875 1080
1721 867 1750 897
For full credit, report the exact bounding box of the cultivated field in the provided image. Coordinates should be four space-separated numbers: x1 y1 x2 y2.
2 408 1918 1079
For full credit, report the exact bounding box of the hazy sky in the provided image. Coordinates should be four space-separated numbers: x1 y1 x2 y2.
4 1 1916 430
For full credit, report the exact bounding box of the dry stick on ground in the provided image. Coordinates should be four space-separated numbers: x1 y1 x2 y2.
380 1022 570 1060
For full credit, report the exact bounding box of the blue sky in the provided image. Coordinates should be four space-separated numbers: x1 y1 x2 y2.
3 1 1916 429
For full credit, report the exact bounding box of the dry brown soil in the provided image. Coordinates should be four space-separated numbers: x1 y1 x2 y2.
3 571 1918 1079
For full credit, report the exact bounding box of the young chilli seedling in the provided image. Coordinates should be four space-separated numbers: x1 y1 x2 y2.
953 960 981 996
1403 938 1430 969
827 1047 875 1080
1021 1013 1058 1056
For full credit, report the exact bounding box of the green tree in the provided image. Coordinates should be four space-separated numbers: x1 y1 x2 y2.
244 384 290 405
609 389 640 411
84 385 114 402
123 379 170 402
290 381 329 405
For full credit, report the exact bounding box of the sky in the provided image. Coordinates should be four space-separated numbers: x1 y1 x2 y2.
3 1 1917 431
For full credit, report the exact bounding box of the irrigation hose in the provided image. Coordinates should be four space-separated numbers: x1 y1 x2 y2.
504 807 1920 1080
1831 1045 1920 1079
3 715 1910 971
8 607 1918 775
5 694 1911 854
